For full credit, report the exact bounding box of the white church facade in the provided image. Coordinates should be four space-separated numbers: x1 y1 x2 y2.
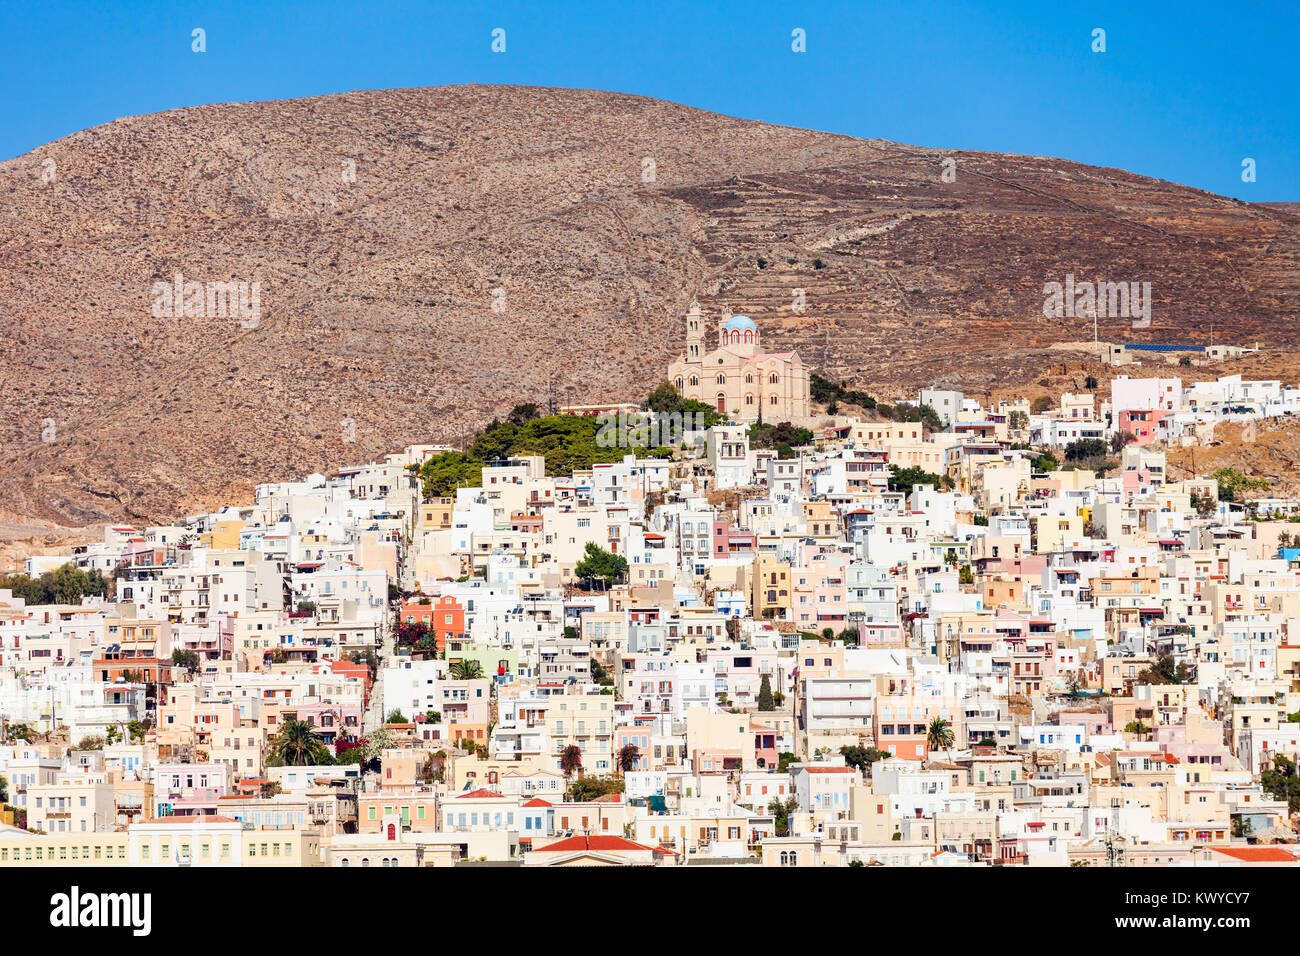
667 301 811 424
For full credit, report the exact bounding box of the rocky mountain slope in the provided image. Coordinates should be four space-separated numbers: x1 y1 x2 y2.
1 84 1297 526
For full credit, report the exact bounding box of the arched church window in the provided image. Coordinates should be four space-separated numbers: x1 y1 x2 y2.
675 377 683 390
745 373 753 384
716 374 726 385
769 395 779 405
744 330 753 343
689 375 698 387
745 395 754 405
769 373 779 385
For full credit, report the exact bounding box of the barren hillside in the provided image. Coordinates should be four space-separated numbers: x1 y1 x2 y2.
1 84 1298 526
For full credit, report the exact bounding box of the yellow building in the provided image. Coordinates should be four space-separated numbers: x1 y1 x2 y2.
753 554 792 620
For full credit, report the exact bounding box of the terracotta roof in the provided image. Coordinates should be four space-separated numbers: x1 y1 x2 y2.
534 834 669 854
803 766 856 773
520 798 553 808
457 788 507 799
1212 846 1297 863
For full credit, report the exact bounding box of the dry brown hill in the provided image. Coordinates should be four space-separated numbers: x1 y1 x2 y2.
1 84 1298 526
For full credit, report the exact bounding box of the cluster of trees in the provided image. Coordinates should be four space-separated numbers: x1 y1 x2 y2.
1136 653 1194 685
888 465 952 494
420 413 666 498
1261 755 1300 813
395 620 439 652
1063 438 1109 462
840 744 890 774
171 648 201 674
646 382 727 427
748 421 813 459
266 719 393 771
590 657 615 687
1212 467 1269 502
767 796 799 836
0 563 109 606
810 375 943 428
574 542 628 590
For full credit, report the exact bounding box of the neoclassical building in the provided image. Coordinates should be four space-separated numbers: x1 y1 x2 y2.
668 301 811 423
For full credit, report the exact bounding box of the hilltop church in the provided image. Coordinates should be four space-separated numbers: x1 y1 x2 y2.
667 301 811 424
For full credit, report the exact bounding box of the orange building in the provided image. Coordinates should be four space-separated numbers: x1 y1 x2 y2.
431 596 467 655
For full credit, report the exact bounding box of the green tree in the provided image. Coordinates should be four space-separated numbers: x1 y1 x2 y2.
0 562 108 606
7 723 34 744
757 674 775 711
590 658 613 686
386 709 408 724
508 403 540 424
840 745 889 774
958 565 975 585
1211 467 1269 503
268 718 332 766
1136 654 1193 685
768 796 800 837
925 717 955 758
748 421 814 450
449 659 484 681
574 542 628 589
1032 450 1059 472
1262 755 1300 813
888 465 947 495
1064 438 1108 463
171 648 201 674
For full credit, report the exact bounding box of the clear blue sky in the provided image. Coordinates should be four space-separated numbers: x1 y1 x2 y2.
0 0 1294 199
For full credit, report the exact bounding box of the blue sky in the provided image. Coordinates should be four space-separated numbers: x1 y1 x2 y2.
0 0 1294 199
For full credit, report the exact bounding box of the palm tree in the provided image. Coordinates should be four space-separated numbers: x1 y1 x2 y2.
617 744 641 774
449 659 484 681
926 717 955 761
270 718 331 766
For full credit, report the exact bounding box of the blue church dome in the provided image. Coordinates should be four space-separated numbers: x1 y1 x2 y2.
724 314 757 332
